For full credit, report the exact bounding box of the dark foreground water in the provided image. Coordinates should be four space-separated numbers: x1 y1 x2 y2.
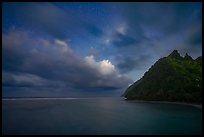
2 97 202 135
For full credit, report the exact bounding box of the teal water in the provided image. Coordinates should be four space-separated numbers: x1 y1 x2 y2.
2 97 202 135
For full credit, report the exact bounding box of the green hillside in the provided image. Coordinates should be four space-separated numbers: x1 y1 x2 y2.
123 50 202 103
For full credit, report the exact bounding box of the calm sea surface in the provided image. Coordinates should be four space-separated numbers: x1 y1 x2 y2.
2 97 202 135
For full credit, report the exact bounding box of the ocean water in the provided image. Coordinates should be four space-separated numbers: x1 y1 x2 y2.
2 97 202 135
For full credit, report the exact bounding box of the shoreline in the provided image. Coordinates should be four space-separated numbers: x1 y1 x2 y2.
125 98 202 109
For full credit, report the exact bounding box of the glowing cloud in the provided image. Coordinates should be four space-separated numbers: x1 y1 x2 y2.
85 55 116 75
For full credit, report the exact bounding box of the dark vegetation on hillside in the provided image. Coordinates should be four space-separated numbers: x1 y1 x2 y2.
123 50 202 104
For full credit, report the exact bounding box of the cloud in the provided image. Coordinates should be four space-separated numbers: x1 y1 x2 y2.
185 24 202 47
101 2 202 75
11 2 69 39
116 54 152 73
112 32 138 47
116 22 128 35
84 55 116 75
3 2 105 41
54 39 72 53
101 27 139 48
2 2 202 96
2 71 64 87
115 2 201 43
2 29 132 96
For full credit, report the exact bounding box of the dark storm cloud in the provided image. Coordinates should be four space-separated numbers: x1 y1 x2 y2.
2 29 132 95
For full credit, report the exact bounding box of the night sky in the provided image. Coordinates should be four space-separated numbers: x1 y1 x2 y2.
2 2 202 97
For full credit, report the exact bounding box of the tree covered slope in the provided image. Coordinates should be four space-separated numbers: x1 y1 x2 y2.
123 50 202 103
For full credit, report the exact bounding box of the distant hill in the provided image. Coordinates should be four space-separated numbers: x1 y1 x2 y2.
123 50 202 104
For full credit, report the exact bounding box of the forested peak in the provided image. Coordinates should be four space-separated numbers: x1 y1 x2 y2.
168 50 183 60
